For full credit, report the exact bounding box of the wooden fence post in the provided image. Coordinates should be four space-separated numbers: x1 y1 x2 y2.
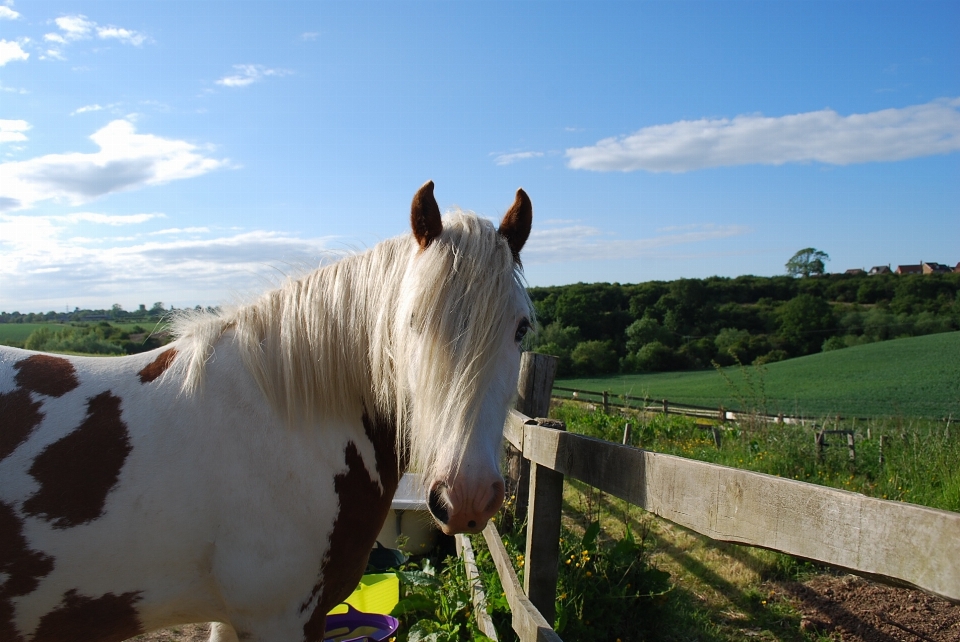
847 432 856 461
879 435 885 465
524 419 565 627
509 352 558 529
602 391 610 415
815 429 825 461
662 399 669 415
711 427 722 450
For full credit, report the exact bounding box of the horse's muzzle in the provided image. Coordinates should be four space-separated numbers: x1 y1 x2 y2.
427 479 505 535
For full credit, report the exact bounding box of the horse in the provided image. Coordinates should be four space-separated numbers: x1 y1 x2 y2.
0 181 534 642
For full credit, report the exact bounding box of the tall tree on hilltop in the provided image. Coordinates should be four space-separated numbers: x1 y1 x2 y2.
786 248 830 278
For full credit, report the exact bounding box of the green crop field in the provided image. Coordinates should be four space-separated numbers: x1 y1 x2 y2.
0 320 168 349
0 323 71 346
556 331 960 419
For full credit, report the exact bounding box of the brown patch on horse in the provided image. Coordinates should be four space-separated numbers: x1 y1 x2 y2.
23 391 132 529
0 500 56 642
13 355 79 398
32 589 142 642
301 412 402 641
138 348 177 384
0 388 44 462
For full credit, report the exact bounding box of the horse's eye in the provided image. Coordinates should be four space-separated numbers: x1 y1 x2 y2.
515 318 530 343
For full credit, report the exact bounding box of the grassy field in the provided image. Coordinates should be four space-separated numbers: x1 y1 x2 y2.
556 331 960 419
0 320 168 349
0 323 72 345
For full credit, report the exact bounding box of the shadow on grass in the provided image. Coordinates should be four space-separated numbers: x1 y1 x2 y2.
562 479 812 641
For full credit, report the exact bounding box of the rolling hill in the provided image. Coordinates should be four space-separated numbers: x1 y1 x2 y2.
556 331 960 419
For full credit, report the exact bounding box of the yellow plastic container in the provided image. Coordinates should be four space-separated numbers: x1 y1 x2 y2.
328 573 400 616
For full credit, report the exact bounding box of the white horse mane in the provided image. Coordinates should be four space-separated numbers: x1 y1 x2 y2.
169 210 532 480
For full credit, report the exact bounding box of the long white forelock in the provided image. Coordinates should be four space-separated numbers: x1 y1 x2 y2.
394 212 531 483
169 209 531 481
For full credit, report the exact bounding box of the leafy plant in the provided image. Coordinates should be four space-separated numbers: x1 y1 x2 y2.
553 521 671 641
392 557 494 642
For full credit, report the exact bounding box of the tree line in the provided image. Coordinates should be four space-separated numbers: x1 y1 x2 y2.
0 302 218 325
527 272 960 377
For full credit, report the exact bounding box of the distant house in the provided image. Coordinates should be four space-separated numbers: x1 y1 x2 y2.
955 262 960 274
868 265 891 275
922 262 952 274
895 262 954 275
844 268 865 276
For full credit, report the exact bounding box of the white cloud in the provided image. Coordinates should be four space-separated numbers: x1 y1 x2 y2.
216 64 291 88
523 222 750 264
44 14 149 58
0 39 29 65
566 98 960 172
59 212 164 225
71 104 104 115
0 6 20 19
54 15 95 40
0 213 337 310
0 119 30 144
0 81 28 94
493 151 544 166
97 26 148 46
301 32 319 41
0 119 229 211
150 226 209 235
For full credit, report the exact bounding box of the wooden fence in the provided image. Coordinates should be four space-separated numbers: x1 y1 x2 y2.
555 384 842 425
472 353 960 642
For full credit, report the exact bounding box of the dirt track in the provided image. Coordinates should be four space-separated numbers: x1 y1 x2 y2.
776 574 960 642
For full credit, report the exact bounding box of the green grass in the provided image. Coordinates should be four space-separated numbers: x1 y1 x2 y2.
553 403 960 513
0 323 71 345
557 331 960 419
0 320 168 348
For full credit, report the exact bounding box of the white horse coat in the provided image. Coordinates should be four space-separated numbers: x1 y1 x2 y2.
0 182 533 642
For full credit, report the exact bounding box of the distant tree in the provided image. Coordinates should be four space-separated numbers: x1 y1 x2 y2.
778 293 835 355
786 248 830 278
570 340 619 376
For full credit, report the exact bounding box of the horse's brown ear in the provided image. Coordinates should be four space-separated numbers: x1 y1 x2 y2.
411 180 443 250
498 188 532 263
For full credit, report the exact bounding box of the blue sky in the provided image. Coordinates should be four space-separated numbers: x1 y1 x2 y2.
1 1 958 312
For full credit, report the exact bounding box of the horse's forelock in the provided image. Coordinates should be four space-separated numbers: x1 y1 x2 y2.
393 212 531 481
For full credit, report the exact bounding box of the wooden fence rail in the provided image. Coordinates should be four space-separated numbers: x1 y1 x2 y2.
553 385 855 425
469 353 960 641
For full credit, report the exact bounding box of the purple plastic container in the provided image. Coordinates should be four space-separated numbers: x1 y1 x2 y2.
323 605 399 642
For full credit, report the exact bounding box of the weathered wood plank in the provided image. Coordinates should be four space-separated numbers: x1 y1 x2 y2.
481 523 563 642
524 457 564 625
521 426 960 603
455 534 498 640
516 353 558 418
510 353 559 527
504 409 528 451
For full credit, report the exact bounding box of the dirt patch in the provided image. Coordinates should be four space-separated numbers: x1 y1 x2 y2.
776 574 960 641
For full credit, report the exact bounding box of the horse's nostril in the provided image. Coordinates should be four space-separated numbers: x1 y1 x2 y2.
428 486 449 524
468 520 476 528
